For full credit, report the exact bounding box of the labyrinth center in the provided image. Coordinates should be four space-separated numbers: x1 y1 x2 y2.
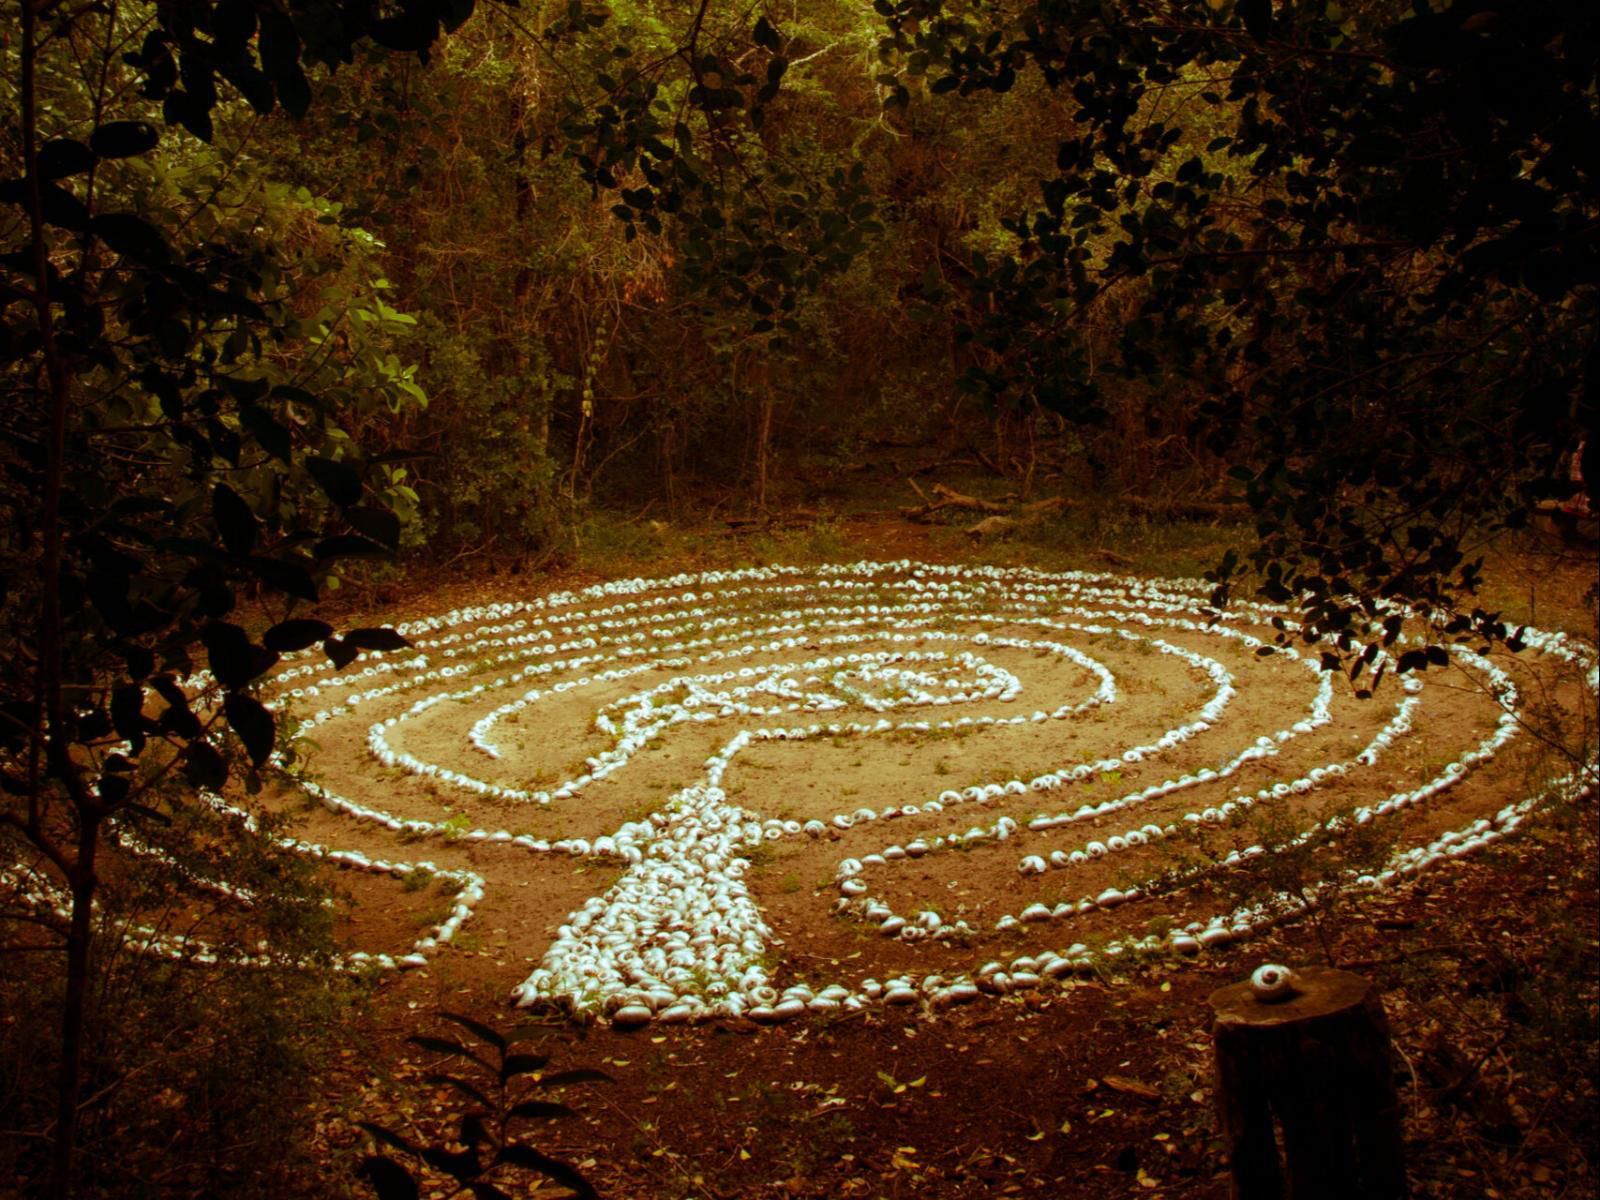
258 561 1597 1026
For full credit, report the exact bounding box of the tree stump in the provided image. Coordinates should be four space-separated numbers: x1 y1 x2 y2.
1209 966 1408 1200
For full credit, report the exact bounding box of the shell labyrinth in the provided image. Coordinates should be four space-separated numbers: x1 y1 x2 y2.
75 562 1600 1022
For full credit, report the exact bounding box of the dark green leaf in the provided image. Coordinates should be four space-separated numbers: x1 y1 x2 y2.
213 484 258 557
239 405 293 461
90 120 160 158
1396 649 1429 674
307 456 362 506
345 627 410 653
1239 0 1272 40
224 692 275 767
347 505 401 549
201 622 275 688
93 212 170 263
164 89 213 142
246 555 320 602
315 534 388 559
277 64 313 119
438 1011 508 1051
99 773 131 807
38 138 96 180
423 1073 493 1110
264 618 333 653
408 1035 492 1073
183 741 228 790
111 683 148 752
0 180 92 231
258 10 300 75
158 699 202 739
357 1123 421 1157
441 0 476 33
420 1144 480 1181
498 1052 551 1081
324 637 359 669
496 1145 596 1198
356 1155 419 1200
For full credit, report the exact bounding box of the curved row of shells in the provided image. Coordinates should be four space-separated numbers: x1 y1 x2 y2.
9 560 1593 1026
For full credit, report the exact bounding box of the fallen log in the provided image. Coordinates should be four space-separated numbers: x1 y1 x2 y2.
901 482 1248 531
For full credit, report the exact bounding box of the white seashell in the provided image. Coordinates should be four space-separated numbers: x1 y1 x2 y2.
611 1004 654 1029
1018 855 1047 875
979 971 1011 995
1250 963 1296 1002
1020 903 1053 922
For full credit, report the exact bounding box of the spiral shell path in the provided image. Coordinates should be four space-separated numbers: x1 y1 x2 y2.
183 563 1600 1024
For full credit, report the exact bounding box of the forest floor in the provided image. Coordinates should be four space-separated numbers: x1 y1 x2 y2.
288 497 1598 1200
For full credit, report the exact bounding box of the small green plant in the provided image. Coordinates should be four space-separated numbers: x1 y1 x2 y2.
1192 796 1399 963
357 1012 612 1199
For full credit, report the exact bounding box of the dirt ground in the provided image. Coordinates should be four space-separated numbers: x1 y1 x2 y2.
259 512 1597 1200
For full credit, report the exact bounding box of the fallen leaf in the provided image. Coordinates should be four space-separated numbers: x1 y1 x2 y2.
1104 1075 1162 1101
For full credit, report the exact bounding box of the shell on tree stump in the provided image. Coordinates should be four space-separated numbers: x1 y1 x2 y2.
1208 965 1409 1200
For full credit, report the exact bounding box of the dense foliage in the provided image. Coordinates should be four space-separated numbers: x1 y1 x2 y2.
2 0 1594 1194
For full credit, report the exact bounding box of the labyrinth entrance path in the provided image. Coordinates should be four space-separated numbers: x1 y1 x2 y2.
254 560 1598 1030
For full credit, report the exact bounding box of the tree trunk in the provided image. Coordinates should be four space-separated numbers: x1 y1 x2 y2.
51 826 100 1200
20 2 97 1192
754 392 773 513
1209 966 1408 1200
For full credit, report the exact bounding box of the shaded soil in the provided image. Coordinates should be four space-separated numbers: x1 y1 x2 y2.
198 514 1600 1198
309 825 1598 1200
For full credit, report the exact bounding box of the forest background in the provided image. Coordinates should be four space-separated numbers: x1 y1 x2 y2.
2 0 1595 1196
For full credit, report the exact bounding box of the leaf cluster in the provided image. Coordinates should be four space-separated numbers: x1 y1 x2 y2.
357 1012 613 1200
